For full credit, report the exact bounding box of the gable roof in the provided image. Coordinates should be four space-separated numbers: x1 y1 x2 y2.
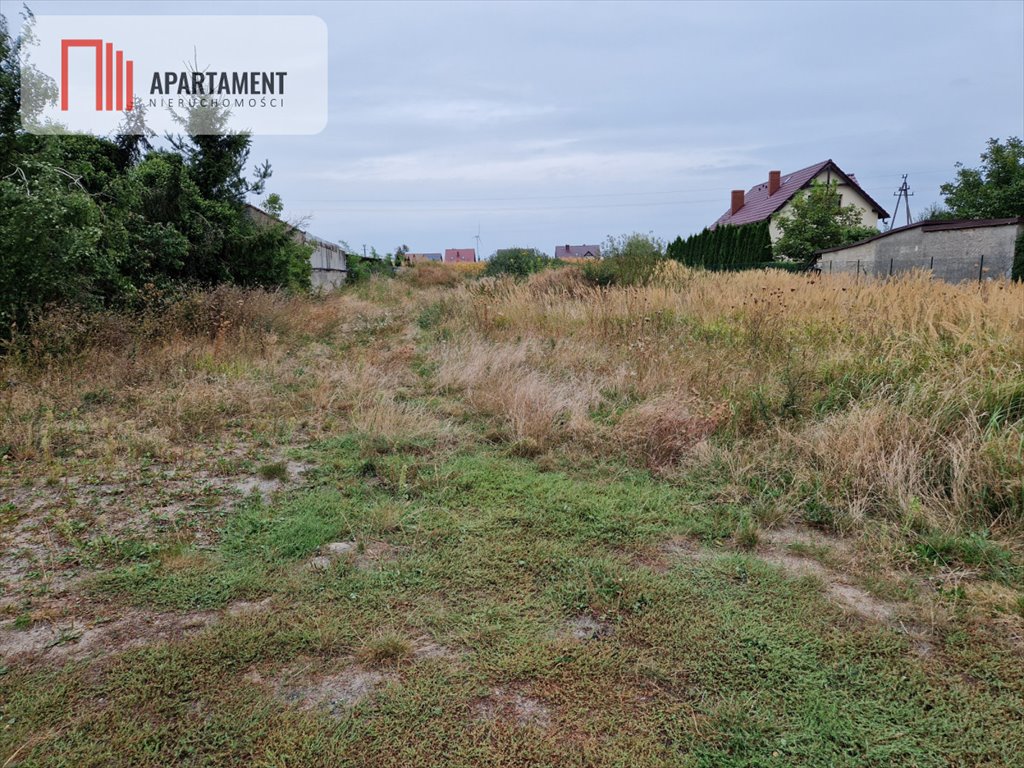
714 160 890 228
555 244 601 259
444 248 476 262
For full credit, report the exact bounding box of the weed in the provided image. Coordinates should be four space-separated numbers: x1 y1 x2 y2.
912 530 1018 584
733 514 760 551
257 461 289 482
356 632 413 667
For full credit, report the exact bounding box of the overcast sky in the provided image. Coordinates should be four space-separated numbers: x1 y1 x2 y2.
23 0 1024 257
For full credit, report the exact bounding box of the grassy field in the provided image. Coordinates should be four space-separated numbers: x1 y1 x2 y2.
1 263 1023 766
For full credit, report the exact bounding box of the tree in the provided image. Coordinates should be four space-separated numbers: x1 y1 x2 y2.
916 202 955 223
772 180 879 263
168 95 271 204
0 9 55 175
940 137 1024 219
263 193 284 217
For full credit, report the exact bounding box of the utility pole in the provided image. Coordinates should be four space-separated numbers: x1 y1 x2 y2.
889 175 914 230
362 244 367 259
474 224 481 263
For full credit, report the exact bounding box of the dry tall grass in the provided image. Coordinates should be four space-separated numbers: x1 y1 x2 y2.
427 267 1024 536
0 283 428 471
3 268 1022 545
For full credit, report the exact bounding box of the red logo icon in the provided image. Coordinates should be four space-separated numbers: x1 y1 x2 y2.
61 39 134 111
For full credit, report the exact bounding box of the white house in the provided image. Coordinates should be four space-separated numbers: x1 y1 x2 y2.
713 159 890 242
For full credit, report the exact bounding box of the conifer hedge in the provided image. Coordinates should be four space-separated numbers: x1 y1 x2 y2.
666 221 778 271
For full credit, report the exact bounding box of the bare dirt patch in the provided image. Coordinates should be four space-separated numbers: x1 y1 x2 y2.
0 608 215 661
663 536 717 562
232 459 312 502
564 614 614 641
0 598 273 662
245 657 397 717
412 635 459 661
472 686 551 729
660 527 934 650
306 539 398 573
753 527 901 624
635 535 717 573
354 540 398 571
766 551 899 622
751 527 940 651
0 453 314 619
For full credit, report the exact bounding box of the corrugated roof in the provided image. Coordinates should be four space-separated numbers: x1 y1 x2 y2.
713 160 890 227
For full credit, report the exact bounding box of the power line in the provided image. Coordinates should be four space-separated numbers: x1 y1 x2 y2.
283 168 951 206
889 174 914 229
292 198 726 214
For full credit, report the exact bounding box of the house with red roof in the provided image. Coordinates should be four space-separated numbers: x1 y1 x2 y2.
714 160 889 242
444 248 477 263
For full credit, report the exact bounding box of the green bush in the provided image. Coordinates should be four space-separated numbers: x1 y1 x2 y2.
346 253 395 284
484 247 550 278
581 259 619 287
0 162 111 335
581 233 665 287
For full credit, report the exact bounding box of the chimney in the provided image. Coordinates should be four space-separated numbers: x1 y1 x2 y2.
730 189 745 215
768 170 781 196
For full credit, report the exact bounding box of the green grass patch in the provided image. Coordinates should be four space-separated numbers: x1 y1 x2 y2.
257 461 289 482
912 529 1020 584
6 436 1024 766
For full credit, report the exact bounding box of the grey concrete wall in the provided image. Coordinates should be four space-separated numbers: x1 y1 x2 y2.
308 239 347 289
311 267 346 290
818 222 1022 282
309 241 346 289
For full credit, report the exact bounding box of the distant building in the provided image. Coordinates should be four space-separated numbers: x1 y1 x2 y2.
555 244 601 259
713 159 890 242
814 217 1023 282
244 204 348 289
444 248 476 263
405 252 443 264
